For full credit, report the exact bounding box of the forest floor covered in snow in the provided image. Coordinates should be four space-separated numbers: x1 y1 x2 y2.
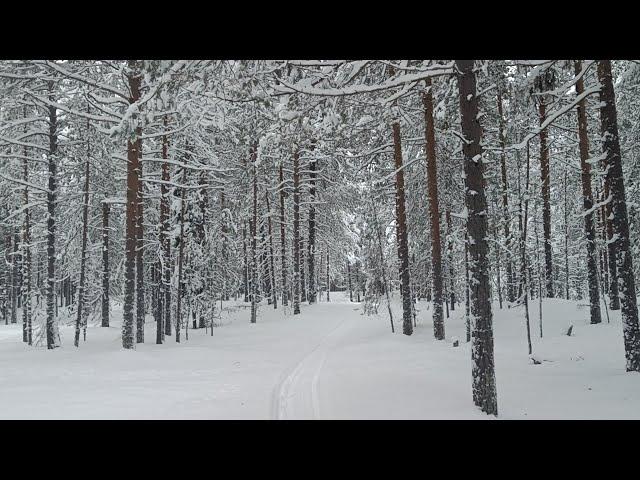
1 292 639 419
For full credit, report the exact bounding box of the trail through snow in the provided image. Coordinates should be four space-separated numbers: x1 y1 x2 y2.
1 292 640 419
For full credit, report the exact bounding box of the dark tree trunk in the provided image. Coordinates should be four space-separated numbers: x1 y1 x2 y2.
497 88 515 303
22 133 32 345
10 231 18 325
243 222 249 303
537 97 554 298
279 164 288 306
575 60 602 325
161 120 172 337
604 176 619 310
136 138 145 343
326 249 330 302
423 78 444 339
347 261 353 302
597 60 640 371
265 190 278 309
122 62 142 350
175 168 188 343
74 145 91 346
446 209 455 311
250 144 259 323
293 148 301 315
307 141 318 304
300 237 307 303
46 82 59 349
102 202 110 327
457 60 498 416
392 114 413 336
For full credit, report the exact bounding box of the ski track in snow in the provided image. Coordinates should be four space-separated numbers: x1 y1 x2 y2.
271 307 353 420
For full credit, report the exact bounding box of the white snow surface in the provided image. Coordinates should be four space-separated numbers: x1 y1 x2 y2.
1 293 639 419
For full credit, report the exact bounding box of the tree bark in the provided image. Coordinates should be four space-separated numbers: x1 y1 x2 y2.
74 137 91 346
122 61 142 349
279 164 288 306
46 81 59 349
457 59 497 416
597 59 640 371
574 60 602 325
102 202 110 327
423 78 445 339
392 115 413 336
293 147 301 315
538 96 554 298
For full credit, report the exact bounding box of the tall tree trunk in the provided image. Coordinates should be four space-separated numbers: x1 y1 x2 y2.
597 59 640 371
46 82 59 349
347 261 353 302
74 139 91 346
423 78 445 339
564 166 570 299
604 176 619 310
464 232 470 342
265 190 278 309
446 209 456 311
575 60 602 325
537 94 554 298
300 237 307 303
457 59 497 416
136 137 145 343
307 141 318 304
161 119 172 337
293 147 301 315
10 231 17 325
102 202 110 327
278 164 288 306
243 222 249 303
326 248 330 302
122 62 142 349
175 168 188 342
497 88 515 303
22 124 32 345
392 110 413 336
250 144 259 324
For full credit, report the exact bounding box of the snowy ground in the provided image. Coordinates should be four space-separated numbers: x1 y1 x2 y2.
1 292 639 419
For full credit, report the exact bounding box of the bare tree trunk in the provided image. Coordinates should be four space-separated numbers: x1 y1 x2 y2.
74 138 91 346
537 96 554 298
265 190 278 309
446 209 456 311
122 62 142 349
326 248 330 302
136 137 145 343
347 261 353 302
102 202 110 327
423 78 444 339
497 88 515 302
176 168 188 343
597 60 640 371
307 141 318 304
293 147 301 315
575 60 602 325
457 59 497 416
10 231 17 325
22 124 32 345
392 113 413 336
278 164 288 306
300 237 307 303
604 177 620 310
464 232 470 342
46 81 59 349
250 144 259 324
161 119 171 338
564 166 570 299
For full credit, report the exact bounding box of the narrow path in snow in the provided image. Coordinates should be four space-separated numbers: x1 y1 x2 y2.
271 301 361 419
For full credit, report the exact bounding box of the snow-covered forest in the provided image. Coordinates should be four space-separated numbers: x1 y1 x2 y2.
1 59 639 419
